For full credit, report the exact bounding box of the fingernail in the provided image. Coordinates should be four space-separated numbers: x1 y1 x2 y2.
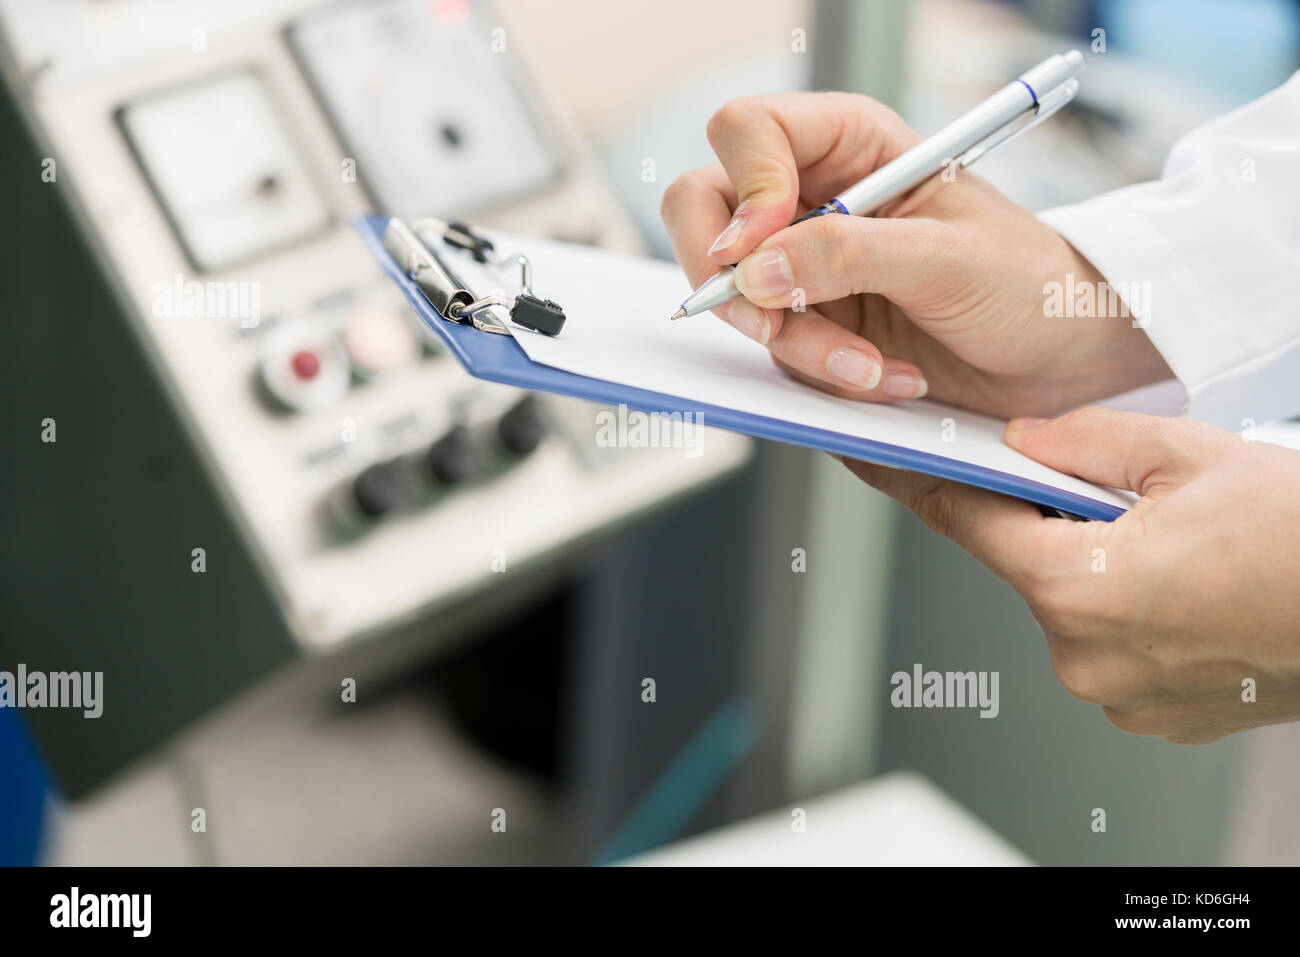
883 373 928 399
827 348 881 389
727 299 770 345
708 212 747 256
1008 417 1047 431
734 247 793 299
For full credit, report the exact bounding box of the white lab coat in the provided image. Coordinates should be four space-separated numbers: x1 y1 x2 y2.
1038 72 1300 430
1043 75 1300 865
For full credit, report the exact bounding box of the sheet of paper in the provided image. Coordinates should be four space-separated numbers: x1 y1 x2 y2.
464 232 1135 512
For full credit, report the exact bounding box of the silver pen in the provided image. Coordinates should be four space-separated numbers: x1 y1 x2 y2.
670 50 1085 320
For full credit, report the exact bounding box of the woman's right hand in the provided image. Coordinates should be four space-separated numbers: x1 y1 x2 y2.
660 91 1171 417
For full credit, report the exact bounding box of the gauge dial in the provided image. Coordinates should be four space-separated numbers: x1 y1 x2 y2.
118 71 331 272
290 0 562 219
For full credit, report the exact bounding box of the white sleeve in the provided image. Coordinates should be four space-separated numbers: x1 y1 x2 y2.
1038 72 1300 430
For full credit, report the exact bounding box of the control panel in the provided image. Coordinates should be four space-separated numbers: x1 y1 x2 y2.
1 0 748 650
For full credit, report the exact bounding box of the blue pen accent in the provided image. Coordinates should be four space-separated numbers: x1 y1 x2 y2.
1017 77 1038 106
791 199 847 225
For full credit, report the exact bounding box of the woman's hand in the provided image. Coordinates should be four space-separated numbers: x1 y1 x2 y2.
660 92 1172 417
846 407 1300 743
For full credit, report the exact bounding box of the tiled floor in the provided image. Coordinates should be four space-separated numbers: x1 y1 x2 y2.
44 664 556 866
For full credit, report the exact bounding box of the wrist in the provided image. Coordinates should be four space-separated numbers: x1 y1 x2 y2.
1046 247 1174 404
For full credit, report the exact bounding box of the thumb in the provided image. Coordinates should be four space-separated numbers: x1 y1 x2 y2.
734 214 972 310
1004 407 1230 495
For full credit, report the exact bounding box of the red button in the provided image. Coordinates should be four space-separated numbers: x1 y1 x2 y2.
290 350 321 380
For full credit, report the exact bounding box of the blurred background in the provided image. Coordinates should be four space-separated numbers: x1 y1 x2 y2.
2 0 1298 866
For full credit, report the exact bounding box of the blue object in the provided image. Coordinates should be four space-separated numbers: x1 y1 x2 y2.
589 698 761 866
0 708 48 866
357 215 1125 521
1096 0 1300 104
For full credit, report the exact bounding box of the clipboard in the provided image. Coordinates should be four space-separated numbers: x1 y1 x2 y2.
357 214 1127 522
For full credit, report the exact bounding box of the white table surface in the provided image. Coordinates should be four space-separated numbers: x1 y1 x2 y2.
627 772 1030 867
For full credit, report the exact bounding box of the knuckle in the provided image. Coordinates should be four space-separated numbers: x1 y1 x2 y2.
1053 655 1108 705
1028 575 1093 638
1058 405 1110 436
658 182 684 223
910 480 957 538
843 90 904 127
819 216 863 287
659 171 702 221
706 98 758 143
761 306 786 341
1144 415 1185 458
825 91 910 153
765 310 799 350
819 211 858 244
846 90 889 114
742 169 796 204
765 310 818 360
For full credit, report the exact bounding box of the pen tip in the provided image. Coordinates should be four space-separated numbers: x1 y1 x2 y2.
669 308 687 321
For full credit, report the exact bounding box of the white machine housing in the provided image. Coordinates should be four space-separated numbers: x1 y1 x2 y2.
0 0 748 650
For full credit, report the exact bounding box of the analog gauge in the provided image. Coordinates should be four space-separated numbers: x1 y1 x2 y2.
118 71 332 272
289 0 562 219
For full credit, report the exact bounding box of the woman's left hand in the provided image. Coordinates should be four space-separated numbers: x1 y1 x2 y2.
847 407 1300 743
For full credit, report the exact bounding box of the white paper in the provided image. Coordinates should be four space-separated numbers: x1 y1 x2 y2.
463 232 1134 513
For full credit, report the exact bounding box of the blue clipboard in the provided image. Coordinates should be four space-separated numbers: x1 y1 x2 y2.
357 214 1123 521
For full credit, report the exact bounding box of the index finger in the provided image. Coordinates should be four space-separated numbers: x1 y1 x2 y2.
844 458 1082 589
703 91 921 263
659 163 769 336
660 163 738 291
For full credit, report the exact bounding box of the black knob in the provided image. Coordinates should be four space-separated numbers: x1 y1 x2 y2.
497 396 546 456
425 424 481 486
352 461 414 519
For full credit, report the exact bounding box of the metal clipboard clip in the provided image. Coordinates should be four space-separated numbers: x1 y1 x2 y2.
956 77 1080 168
381 216 566 337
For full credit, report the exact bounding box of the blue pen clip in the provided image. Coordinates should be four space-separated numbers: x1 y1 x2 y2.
957 77 1080 168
